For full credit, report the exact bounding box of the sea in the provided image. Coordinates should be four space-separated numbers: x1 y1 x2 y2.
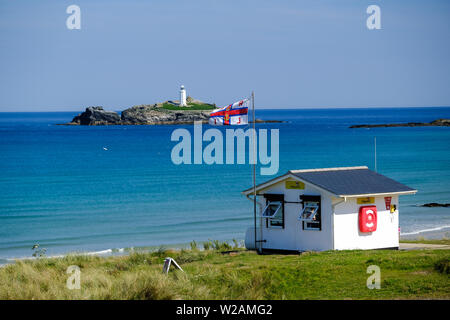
1 107 449 264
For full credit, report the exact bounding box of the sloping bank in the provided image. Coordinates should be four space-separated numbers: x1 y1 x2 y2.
0 242 449 299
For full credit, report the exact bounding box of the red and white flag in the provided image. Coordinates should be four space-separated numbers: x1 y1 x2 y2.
209 99 249 126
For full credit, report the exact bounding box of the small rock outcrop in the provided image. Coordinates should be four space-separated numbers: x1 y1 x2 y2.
350 119 450 129
68 107 120 125
421 203 450 208
430 119 450 126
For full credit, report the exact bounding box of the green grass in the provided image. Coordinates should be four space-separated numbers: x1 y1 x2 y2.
0 246 449 300
160 103 215 111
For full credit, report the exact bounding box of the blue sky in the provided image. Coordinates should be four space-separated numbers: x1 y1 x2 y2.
0 0 449 111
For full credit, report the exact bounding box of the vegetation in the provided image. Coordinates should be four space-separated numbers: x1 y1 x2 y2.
160 103 216 111
0 242 449 300
31 244 47 258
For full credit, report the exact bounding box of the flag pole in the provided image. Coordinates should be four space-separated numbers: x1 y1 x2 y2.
252 91 259 254
374 136 377 172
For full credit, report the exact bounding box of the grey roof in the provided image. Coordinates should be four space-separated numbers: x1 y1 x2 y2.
290 166 417 196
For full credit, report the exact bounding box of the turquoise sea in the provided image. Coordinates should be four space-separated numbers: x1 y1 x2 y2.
1 107 450 263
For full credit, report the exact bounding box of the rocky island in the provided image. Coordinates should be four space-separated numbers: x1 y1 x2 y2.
349 119 450 129
65 98 216 125
421 203 450 208
63 97 282 125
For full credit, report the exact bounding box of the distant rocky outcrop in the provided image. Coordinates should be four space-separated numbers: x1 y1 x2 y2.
65 99 214 125
350 119 450 129
421 203 450 208
67 106 121 125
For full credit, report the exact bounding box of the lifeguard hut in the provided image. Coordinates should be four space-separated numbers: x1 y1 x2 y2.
242 166 417 252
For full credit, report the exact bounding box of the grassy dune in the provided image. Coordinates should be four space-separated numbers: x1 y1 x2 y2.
0 246 449 300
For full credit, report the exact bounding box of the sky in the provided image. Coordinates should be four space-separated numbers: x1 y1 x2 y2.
0 0 449 111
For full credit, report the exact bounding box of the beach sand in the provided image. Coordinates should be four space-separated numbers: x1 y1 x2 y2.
400 228 450 241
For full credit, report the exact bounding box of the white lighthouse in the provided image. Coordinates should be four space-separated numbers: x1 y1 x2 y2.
179 85 187 107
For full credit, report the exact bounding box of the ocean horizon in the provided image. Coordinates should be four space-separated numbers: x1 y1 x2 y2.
1 107 449 263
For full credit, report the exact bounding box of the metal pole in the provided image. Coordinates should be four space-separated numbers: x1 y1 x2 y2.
374 137 377 172
252 91 259 254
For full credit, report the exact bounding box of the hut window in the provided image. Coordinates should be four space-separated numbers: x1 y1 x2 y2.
299 202 319 221
262 201 284 228
299 200 321 231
